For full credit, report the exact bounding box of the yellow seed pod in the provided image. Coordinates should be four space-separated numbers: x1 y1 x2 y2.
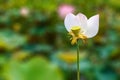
71 26 80 36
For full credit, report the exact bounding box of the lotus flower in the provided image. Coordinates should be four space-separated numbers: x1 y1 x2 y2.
58 4 75 18
20 7 29 17
64 13 99 44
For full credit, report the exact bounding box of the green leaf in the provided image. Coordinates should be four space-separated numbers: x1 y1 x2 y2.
4 57 64 80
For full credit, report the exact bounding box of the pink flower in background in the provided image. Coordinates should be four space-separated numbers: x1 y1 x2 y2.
20 7 29 17
58 4 75 18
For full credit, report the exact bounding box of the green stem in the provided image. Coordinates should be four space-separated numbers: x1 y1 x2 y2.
77 40 80 80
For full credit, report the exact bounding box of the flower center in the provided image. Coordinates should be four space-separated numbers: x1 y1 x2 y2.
69 26 87 45
71 26 81 36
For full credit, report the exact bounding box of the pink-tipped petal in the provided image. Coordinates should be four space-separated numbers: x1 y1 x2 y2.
84 14 99 38
64 13 81 32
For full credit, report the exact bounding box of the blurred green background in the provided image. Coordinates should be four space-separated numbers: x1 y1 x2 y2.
0 0 120 80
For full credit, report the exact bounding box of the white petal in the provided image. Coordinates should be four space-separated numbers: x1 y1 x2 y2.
84 14 99 38
76 13 87 30
64 13 81 32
